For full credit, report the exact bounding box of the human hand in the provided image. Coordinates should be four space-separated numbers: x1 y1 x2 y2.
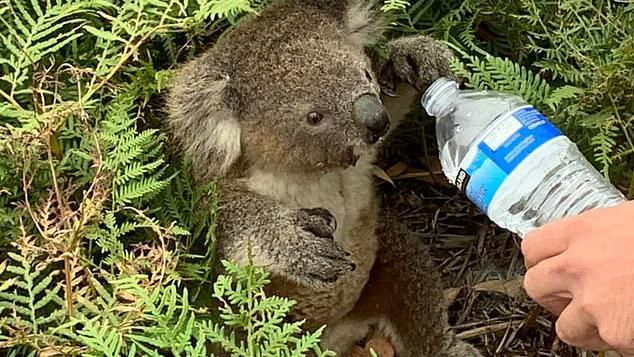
521 200 634 355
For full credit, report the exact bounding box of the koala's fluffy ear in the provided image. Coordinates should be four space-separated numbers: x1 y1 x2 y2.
344 0 386 47
167 58 241 180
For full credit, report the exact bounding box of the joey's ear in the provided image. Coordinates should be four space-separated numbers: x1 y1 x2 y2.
344 0 386 47
166 56 241 180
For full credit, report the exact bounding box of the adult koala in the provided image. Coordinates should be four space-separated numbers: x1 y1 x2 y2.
167 0 481 355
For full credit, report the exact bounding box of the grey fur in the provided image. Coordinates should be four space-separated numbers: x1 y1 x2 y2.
167 0 481 355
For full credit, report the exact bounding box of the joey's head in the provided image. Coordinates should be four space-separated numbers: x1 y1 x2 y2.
167 0 390 180
236 37 391 174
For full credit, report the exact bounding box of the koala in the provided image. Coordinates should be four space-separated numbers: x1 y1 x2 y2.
166 0 482 356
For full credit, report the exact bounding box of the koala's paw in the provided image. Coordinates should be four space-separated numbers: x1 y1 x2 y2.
288 207 355 285
297 208 337 238
382 35 454 93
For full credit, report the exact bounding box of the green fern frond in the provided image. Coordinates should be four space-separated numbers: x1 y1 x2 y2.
200 260 336 357
99 92 169 207
382 0 411 12
114 178 169 205
449 56 471 81
0 0 92 93
453 54 552 110
197 0 256 22
588 115 619 177
456 19 488 56
114 160 165 186
0 252 66 349
152 158 219 288
544 85 584 112
534 59 588 83
74 318 123 357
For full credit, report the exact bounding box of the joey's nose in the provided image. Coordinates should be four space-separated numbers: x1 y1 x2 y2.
353 94 390 144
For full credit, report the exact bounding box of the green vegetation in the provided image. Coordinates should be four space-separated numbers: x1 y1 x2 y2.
0 0 332 355
1 0 632 355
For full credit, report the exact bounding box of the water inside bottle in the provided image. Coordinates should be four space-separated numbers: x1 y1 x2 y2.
422 77 626 237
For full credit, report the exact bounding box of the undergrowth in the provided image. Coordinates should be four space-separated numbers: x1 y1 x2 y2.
0 0 333 355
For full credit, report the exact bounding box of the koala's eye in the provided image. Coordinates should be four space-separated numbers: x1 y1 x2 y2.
306 112 324 126
364 69 373 82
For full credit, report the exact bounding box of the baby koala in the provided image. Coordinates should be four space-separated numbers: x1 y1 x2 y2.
166 0 482 355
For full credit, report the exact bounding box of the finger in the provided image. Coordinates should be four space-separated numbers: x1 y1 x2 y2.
522 218 574 268
523 258 573 315
556 301 611 352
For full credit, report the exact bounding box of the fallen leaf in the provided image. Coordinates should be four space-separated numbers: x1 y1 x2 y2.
472 277 524 298
386 162 409 177
443 287 462 306
371 166 395 186
457 321 520 339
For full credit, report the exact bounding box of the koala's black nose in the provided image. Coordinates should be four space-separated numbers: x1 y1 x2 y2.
353 94 390 144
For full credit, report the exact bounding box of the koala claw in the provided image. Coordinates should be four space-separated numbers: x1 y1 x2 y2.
384 35 454 93
377 64 398 97
380 84 398 97
297 207 337 238
302 252 356 284
288 207 355 285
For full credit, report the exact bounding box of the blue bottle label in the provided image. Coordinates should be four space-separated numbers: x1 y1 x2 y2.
457 105 563 213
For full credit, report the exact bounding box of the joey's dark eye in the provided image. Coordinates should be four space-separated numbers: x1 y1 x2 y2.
306 112 324 126
365 69 373 82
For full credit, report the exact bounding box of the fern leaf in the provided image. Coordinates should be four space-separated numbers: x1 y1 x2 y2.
381 0 411 12
590 117 619 177
0 252 65 341
455 53 553 110
114 160 165 186
84 25 127 43
544 85 584 112
115 178 168 205
195 0 255 22
75 320 123 357
0 0 90 89
34 308 66 325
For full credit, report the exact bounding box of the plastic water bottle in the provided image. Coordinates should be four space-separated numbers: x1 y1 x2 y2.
421 77 626 237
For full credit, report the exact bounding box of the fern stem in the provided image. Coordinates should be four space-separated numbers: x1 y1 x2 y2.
21 154 48 241
247 264 255 356
84 24 180 102
0 89 24 110
525 0 596 71
63 255 74 317
610 94 634 154
45 140 77 316
82 0 179 102
46 144 65 223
